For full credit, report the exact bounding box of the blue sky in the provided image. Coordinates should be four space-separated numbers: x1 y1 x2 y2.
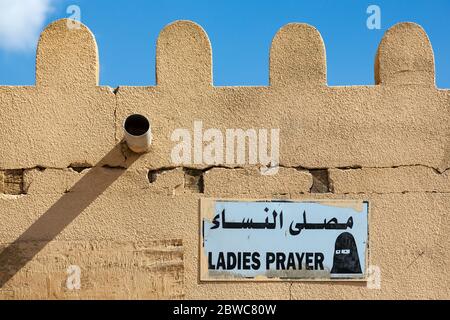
0 0 448 88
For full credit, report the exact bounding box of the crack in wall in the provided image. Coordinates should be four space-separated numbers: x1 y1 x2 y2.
289 282 293 300
338 191 450 195
114 97 118 143
406 250 426 269
331 164 449 175
2 163 449 196
2 163 448 174
68 163 92 173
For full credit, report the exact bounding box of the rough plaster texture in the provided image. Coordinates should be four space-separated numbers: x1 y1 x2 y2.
0 19 448 299
204 167 313 197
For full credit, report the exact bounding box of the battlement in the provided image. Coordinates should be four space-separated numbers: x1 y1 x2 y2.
0 19 448 173
16 19 443 88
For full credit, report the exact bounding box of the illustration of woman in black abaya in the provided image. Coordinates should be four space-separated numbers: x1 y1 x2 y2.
331 232 362 274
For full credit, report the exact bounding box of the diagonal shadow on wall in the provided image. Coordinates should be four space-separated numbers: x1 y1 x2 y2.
0 143 140 288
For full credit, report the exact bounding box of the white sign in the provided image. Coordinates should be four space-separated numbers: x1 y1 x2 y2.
200 199 369 281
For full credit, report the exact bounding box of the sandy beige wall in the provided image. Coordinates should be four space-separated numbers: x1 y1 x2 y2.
0 19 448 299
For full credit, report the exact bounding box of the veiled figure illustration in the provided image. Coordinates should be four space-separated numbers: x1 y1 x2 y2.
331 232 362 274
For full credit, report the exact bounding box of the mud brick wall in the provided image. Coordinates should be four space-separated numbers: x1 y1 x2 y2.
0 19 449 299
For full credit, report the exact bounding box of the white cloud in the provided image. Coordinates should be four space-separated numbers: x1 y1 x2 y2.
0 0 54 52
